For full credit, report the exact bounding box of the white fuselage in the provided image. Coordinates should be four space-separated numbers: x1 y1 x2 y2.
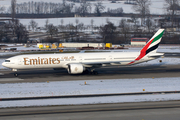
2 51 155 70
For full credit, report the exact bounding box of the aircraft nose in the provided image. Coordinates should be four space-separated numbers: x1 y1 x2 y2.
2 62 9 68
2 62 6 67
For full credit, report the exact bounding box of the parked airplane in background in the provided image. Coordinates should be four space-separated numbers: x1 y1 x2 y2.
2 29 164 76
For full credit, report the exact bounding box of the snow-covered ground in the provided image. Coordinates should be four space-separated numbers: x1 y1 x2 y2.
7 46 39 51
0 77 180 108
0 51 19 56
0 43 21 46
1 94 179 108
20 17 130 27
0 0 165 14
0 44 39 51
1 77 180 98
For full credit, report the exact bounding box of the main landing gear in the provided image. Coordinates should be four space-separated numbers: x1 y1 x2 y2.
90 70 98 75
84 68 98 75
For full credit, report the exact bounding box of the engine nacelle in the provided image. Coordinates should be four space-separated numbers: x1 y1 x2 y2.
68 64 85 74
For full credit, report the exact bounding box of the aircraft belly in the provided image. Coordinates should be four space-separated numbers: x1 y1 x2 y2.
14 62 63 69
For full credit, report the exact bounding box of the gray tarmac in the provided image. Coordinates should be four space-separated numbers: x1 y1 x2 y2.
0 101 180 120
0 64 180 83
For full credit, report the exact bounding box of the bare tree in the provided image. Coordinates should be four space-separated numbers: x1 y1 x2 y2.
45 19 49 30
164 0 180 28
1 21 13 43
99 22 117 43
75 19 79 33
78 1 91 17
60 19 64 26
15 1 73 14
46 24 58 39
36 2 40 14
0 25 6 42
0 30 4 43
146 17 153 32
75 19 80 41
66 23 76 42
75 19 79 26
77 22 84 32
94 1 105 16
11 0 17 36
119 19 130 44
131 15 139 31
91 19 94 32
106 18 109 23
62 0 66 6
132 0 151 26
13 20 28 43
29 19 38 31
11 0 16 22
0 6 5 13
58 19 64 32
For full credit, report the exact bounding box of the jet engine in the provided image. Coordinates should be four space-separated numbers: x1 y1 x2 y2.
68 64 85 74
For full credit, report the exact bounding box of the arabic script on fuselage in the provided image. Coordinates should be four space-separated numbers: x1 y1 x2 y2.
23 56 74 65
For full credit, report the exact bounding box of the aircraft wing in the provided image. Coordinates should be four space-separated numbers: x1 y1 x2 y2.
82 61 123 68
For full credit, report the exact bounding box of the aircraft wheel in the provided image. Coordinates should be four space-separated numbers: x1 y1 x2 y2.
83 70 89 74
88 72 93 75
14 73 18 77
93 71 98 75
85 69 98 75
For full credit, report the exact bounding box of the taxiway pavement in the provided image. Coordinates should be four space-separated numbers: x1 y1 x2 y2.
0 101 180 120
0 64 180 83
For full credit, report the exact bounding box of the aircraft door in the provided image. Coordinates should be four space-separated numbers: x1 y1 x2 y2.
79 56 83 63
18 58 22 65
109 55 113 62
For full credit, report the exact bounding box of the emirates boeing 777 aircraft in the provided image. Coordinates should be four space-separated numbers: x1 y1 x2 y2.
2 29 164 76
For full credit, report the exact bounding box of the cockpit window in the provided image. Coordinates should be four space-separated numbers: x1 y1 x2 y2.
5 60 10 62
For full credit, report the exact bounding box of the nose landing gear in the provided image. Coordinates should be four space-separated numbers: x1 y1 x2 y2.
14 73 18 77
12 69 18 77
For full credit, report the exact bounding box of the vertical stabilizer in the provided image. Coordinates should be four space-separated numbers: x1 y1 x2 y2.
142 29 164 54
128 29 164 64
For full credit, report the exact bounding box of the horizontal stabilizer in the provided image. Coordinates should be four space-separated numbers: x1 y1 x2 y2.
147 53 164 58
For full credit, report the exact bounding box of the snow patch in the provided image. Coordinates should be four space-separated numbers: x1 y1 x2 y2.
0 77 180 108
0 77 180 98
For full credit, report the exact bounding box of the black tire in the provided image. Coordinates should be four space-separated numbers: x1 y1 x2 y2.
14 73 18 77
83 70 89 74
94 71 98 75
89 72 93 75
92 71 98 75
